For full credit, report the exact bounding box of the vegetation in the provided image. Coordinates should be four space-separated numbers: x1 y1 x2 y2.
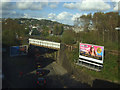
31 28 40 35
2 18 29 46
64 44 119 84
46 35 62 43
53 24 64 35
41 25 49 37
62 30 76 45
2 11 120 84
75 12 119 50
63 12 120 84
84 53 119 83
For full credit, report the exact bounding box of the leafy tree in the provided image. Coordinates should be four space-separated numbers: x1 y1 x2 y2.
41 25 49 37
92 12 119 42
62 30 76 45
76 13 92 32
77 12 119 43
32 29 40 35
53 24 59 35
53 24 64 35
2 18 29 46
58 24 64 35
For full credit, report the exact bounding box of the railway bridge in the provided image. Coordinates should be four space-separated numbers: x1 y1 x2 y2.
28 38 61 62
29 38 60 50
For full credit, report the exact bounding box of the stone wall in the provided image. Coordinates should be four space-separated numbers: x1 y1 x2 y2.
58 43 94 86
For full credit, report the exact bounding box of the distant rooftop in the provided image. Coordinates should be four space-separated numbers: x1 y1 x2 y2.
115 27 120 30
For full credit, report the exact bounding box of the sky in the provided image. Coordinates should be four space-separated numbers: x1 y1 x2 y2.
0 0 120 25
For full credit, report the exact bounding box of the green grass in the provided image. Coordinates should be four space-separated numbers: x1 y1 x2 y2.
104 41 118 50
83 53 119 83
65 44 119 84
24 33 119 84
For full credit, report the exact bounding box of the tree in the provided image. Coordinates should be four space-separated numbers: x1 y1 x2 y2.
2 18 28 46
57 24 64 35
92 12 119 42
53 24 64 35
53 24 59 35
76 13 92 32
62 30 76 45
40 25 49 37
32 29 40 35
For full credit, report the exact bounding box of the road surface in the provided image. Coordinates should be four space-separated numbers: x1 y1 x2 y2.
2 54 90 88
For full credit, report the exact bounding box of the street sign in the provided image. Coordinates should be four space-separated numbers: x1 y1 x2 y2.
10 45 28 57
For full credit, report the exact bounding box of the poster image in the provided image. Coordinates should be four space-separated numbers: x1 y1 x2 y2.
80 43 104 61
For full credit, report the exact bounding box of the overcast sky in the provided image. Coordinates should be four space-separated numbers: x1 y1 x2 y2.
1 0 120 25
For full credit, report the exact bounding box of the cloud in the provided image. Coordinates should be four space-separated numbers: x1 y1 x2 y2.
113 1 120 11
63 0 111 11
2 2 16 10
49 2 59 9
1 2 48 11
11 11 16 14
48 13 56 19
1 2 19 18
49 4 57 9
2 10 23 18
63 3 76 9
7 0 78 2
111 0 120 11
16 2 48 10
2 10 12 15
56 11 73 20
0 10 2 17
48 12 74 25
47 11 84 25
23 13 30 18
111 0 120 2
14 0 49 2
1 0 11 2
80 0 111 11
71 13 82 21
113 3 118 11
16 2 32 10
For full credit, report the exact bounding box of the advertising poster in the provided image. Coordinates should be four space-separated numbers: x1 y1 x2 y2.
10 45 28 57
79 43 104 64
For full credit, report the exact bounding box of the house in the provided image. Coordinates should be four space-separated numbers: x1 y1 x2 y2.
72 26 84 33
32 26 37 29
115 27 120 30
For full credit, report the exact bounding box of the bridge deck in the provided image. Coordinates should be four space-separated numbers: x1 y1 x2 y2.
29 38 60 50
30 43 60 50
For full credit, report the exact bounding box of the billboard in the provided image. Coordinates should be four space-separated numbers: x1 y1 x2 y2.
10 45 28 57
79 43 104 64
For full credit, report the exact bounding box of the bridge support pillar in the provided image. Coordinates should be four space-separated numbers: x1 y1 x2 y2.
57 50 60 63
55 51 57 60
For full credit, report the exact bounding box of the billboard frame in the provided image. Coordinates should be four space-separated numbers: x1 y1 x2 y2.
78 42 104 71
10 45 28 57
